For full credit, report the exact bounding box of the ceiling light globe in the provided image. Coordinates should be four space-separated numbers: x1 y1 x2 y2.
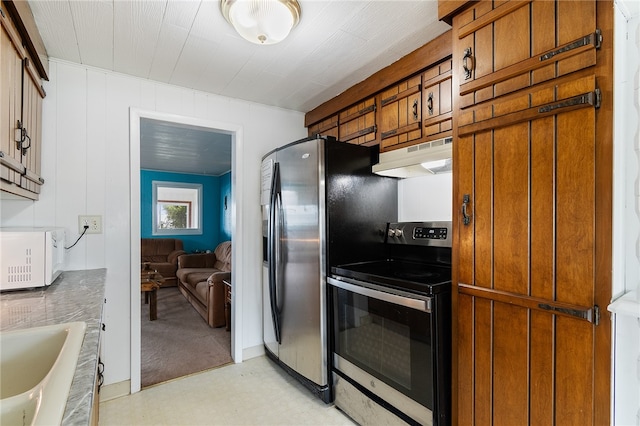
222 0 301 45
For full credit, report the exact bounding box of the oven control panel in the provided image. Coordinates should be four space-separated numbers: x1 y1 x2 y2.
386 221 452 247
414 226 447 240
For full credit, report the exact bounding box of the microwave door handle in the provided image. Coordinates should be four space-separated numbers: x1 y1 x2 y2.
328 277 432 313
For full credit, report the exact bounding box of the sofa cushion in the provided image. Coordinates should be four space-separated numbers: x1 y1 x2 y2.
213 241 232 272
177 268 215 285
194 281 210 305
184 271 215 288
178 252 217 269
141 238 184 261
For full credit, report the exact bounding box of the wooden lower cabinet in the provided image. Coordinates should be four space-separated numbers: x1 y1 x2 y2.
450 0 612 424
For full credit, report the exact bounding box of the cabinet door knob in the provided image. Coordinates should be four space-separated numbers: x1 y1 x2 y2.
412 99 419 120
462 47 473 80
427 92 434 116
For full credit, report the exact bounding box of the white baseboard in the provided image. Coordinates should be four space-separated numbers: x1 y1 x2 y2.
242 344 265 361
100 380 131 402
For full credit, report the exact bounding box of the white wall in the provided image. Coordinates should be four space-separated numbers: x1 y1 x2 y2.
611 1 640 424
0 59 307 387
398 173 453 222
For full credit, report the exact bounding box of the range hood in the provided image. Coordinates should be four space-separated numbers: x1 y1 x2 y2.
372 137 452 178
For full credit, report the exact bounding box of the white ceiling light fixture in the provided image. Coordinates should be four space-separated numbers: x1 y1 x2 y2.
221 0 301 45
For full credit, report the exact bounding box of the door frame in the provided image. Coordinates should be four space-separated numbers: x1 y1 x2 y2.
129 108 244 393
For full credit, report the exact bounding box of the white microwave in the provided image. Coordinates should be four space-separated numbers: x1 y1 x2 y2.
0 228 66 291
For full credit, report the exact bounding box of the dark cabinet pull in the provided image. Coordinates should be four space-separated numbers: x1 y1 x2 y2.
412 99 419 120
462 194 472 225
15 120 31 156
427 92 434 116
462 47 473 80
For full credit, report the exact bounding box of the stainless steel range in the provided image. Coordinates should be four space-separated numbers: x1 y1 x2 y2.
328 221 452 426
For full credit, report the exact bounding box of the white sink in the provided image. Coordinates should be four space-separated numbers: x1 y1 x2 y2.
0 321 86 426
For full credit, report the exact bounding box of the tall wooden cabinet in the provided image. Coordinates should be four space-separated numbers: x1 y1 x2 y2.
0 2 46 200
446 0 612 424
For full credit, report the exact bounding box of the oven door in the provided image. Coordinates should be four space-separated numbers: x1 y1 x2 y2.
328 276 438 425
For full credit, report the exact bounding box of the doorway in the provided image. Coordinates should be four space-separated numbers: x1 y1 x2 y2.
129 109 243 393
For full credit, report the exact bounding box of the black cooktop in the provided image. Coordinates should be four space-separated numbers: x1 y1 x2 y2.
331 259 451 296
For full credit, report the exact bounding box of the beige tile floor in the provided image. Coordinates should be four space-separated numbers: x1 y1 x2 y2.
99 355 356 425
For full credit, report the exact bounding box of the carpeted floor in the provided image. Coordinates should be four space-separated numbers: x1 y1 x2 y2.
141 286 232 388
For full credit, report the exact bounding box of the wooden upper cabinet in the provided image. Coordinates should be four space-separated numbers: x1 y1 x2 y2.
422 59 453 141
305 30 452 147
379 75 422 151
308 114 339 139
19 58 44 195
0 13 24 189
0 3 46 200
338 97 377 146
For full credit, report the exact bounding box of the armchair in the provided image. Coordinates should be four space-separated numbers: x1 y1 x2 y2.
140 238 186 287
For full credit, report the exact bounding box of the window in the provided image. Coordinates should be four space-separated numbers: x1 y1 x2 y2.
152 181 203 235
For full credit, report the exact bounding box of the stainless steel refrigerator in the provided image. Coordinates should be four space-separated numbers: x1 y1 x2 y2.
260 135 397 402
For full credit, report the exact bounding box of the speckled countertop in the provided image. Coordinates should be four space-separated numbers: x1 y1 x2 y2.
0 269 106 426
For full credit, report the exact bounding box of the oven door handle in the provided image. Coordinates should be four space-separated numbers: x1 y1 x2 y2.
328 277 432 313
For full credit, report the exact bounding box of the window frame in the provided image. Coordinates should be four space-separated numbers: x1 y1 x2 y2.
152 181 203 236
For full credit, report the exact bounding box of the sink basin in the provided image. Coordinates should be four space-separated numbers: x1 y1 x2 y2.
0 321 86 426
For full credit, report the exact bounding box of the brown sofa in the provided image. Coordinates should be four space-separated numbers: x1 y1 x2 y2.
176 241 231 328
141 238 186 287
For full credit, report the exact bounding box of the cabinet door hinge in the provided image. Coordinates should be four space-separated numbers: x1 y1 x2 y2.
540 29 602 62
538 89 600 114
538 303 600 325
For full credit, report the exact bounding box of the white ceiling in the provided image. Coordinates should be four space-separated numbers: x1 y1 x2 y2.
140 118 232 175
27 0 451 175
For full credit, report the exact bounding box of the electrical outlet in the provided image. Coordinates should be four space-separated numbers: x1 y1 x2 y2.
78 215 102 234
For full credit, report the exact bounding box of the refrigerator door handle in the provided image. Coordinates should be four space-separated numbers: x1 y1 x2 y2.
268 162 282 344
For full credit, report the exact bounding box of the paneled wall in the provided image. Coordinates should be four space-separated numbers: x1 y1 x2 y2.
611 1 640 424
0 59 307 388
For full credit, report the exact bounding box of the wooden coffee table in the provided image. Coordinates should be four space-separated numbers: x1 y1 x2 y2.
141 270 164 320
